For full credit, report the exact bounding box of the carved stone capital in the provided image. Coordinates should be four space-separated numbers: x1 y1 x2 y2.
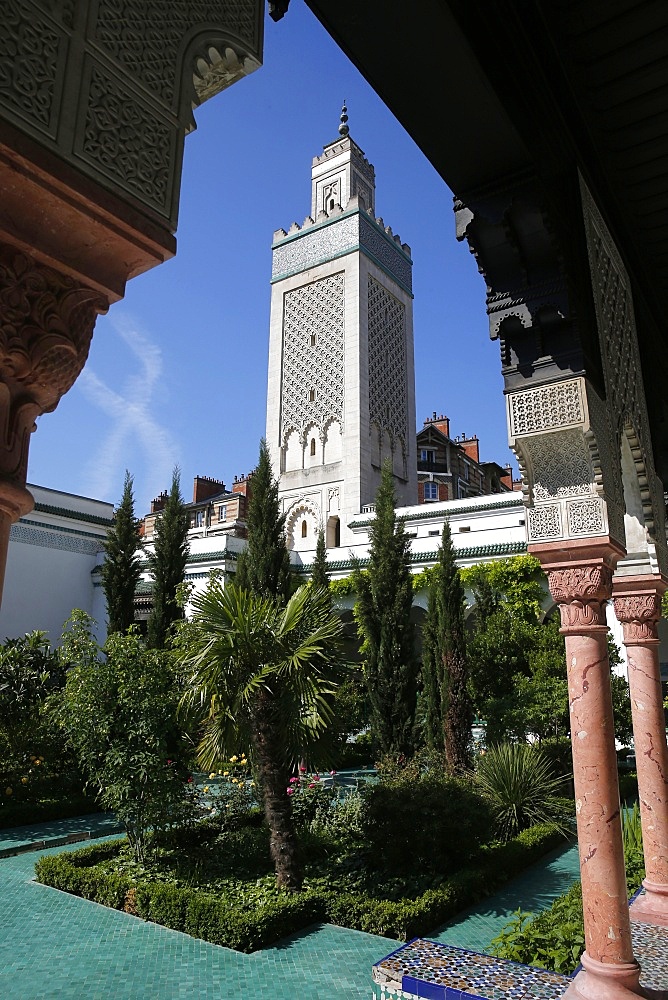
612 574 667 644
0 242 103 488
547 563 613 631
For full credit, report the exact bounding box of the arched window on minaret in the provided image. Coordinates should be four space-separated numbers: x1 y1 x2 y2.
301 520 308 538
309 388 315 402
310 438 316 456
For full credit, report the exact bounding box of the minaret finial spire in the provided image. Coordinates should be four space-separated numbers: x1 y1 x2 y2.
338 100 349 137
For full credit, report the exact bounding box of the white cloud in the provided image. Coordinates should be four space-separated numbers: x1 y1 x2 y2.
77 315 179 506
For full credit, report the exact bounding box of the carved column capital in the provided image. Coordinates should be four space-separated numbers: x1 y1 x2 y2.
547 563 613 631
612 573 667 645
0 242 104 494
613 593 661 643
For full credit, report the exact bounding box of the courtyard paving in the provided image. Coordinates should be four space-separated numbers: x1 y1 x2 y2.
0 816 581 1000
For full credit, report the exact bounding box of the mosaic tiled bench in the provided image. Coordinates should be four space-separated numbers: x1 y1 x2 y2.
372 939 571 1000
372 923 668 1000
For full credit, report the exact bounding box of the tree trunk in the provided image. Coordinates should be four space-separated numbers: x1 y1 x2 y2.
443 650 472 774
252 689 304 891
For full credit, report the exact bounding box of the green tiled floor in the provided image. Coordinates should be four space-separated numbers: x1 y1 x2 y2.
0 839 396 999
0 820 581 999
0 813 122 853
433 840 581 951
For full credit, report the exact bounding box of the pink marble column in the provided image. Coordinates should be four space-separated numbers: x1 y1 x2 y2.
534 541 645 1000
613 574 668 927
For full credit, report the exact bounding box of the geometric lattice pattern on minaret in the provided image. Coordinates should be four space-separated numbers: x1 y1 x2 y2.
281 272 345 442
368 274 407 440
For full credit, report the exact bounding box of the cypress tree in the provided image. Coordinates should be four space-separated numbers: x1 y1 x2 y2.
147 468 189 648
101 471 142 634
353 462 418 757
235 439 291 600
310 527 329 590
422 519 472 772
421 571 443 749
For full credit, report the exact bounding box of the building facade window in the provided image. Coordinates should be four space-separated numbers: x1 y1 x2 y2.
301 519 308 538
310 438 316 456
424 482 438 501
309 388 315 402
218 505 227 522
421 449 436 463
194 510 204 528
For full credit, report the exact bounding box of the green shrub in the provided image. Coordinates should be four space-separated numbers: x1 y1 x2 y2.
491 883 584 974
618 770 638 803
34 822 564 950
135 883 190 931
491 823 646 975
0 795 101 830
325 824 564 939
474 743 571 841
360 773 494 874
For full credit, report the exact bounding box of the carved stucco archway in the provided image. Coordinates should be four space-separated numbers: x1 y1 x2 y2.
284 496 320 552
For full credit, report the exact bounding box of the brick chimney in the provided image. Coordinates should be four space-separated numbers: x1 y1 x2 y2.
423 411 450 437
150 490 168 514
192 476 226 503
232 472 253 502
500 464 514 490
459 434 480 463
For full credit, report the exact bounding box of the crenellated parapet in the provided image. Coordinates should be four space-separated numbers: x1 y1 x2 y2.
272 199 412 295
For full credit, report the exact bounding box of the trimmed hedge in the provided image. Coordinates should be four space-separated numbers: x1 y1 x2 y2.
0 796 101 830
34 823 566 952
324 823 566 940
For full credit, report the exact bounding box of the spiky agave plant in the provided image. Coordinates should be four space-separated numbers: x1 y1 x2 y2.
473 742 571 842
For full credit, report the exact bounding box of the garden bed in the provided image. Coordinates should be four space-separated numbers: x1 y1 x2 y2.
34 822 566 952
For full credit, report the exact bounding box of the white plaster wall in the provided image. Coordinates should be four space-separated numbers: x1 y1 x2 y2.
0 540 103 646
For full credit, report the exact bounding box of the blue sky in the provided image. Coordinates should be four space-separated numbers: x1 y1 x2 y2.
27 4 515 515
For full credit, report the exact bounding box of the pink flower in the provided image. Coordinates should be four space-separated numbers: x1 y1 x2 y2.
287 787 295 796
187 777 193 783
313 774 320 781
308 782 316 789
289 777 299 784
299 765 307 773
329 770 337 776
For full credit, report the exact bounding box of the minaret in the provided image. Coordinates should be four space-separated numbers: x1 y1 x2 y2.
266 105 416 552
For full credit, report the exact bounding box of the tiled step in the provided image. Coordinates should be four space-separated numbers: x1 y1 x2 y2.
373 939 570 1000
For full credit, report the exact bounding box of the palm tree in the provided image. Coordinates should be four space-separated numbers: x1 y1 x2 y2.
179 578 342 890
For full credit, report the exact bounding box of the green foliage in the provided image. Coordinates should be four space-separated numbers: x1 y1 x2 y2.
618 770 638 803
34 842 326 953
490 828 645 976
0 794 100 830
287 774 337 831
147 468 189 649
421 521 472 771
179 579 343 889
101 471 143 634
0 631 64 722
310 527 330 590
490 883 585 975
35 821 563 950
0 631 82 808
622 801 643 852
353 463 418 757
58 613 192 862
235 440 291 601
329 576 357 598
359 771 494 875
473 743 572 841
610 673 634 746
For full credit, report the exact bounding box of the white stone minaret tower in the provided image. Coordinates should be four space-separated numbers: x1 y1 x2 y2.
266 105 416 552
